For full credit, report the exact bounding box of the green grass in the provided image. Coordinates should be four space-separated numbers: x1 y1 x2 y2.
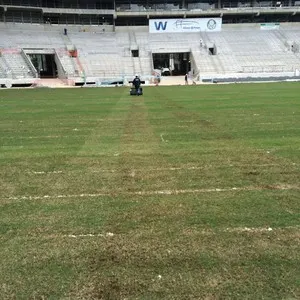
0 82 299 299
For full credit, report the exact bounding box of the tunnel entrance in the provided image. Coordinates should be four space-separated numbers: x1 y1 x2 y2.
28 53 57 78
152 52 190 76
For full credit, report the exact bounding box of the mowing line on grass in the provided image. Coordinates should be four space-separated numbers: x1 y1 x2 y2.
5 184 299 201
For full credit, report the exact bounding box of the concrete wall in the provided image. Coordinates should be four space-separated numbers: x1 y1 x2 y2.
54 52 67 79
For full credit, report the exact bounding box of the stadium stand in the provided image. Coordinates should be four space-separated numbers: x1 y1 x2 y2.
0 56 7 78
201 27 300 74
0 50 35 79
0 0 300 86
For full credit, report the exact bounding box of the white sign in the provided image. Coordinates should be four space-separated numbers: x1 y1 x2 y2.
260 23 280 30
149 18 222 33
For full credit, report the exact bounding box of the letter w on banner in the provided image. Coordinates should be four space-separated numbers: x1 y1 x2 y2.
154 21 168 31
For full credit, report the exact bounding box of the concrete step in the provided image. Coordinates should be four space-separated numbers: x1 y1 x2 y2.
34 78 72 88
159 76 190 86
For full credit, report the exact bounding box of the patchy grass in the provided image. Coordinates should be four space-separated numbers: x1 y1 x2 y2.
0 83 299 299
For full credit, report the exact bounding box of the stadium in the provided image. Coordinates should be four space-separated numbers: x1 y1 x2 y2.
0 0 300 299
1 0 300 86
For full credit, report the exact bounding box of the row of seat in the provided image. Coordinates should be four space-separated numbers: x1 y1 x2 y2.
1 24 300 79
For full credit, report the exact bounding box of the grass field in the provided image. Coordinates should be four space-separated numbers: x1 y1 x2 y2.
0 82 299 299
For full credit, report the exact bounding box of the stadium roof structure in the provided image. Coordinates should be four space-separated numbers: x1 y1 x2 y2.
0 0 300 25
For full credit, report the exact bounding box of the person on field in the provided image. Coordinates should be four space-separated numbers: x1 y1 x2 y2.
185 73 188 85
132 75 141 95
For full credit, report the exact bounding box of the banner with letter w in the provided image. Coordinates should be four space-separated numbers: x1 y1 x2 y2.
149 18 222 33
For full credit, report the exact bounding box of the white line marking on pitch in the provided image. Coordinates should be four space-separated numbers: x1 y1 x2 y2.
27 162 297 176
27 135 61 139
5 185 299 202
226 227 274 233
66 227 300 238
224 225 300 233
160 133 168 143
31 171 63 175
67 232 114 238
199 225 300 235
47 226 300 239
258 122 283 125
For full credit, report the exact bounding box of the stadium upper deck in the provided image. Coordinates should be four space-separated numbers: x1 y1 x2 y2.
0 0 300 25
0 0 298 9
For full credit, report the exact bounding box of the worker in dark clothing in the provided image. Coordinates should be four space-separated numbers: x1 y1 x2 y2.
185 73 188 85
132 75 141 95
